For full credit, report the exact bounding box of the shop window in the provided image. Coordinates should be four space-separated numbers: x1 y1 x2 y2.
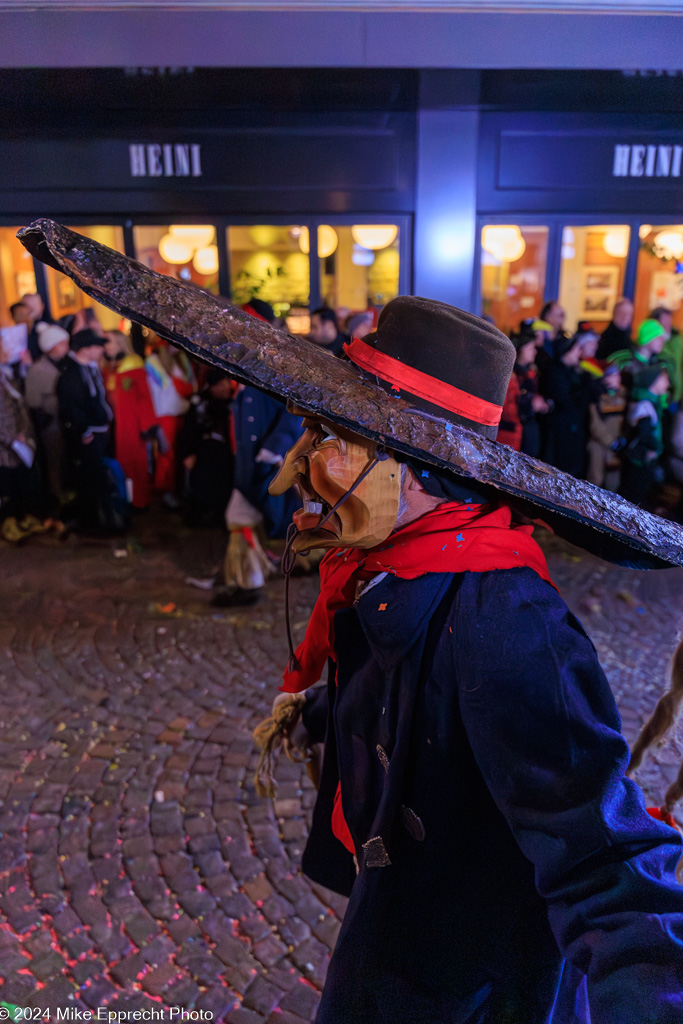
634 225 683 335
0 226 37 327
318 225 400 322
44 225 126 331
558 225 630 333
227 225 310 335
134 225 220 298
480 225 548 335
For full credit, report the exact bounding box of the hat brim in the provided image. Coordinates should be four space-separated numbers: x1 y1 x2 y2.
17 219 683 570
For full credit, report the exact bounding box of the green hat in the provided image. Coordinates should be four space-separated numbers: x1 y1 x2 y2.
636 318 666 347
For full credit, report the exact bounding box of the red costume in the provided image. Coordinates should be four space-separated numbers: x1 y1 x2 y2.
145 352 195 495
496 372 523 450
106 354 157 508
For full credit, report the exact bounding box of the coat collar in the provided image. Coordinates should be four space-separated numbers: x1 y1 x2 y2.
352 571 454 670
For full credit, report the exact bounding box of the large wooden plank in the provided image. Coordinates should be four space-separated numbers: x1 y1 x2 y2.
18 218 683 569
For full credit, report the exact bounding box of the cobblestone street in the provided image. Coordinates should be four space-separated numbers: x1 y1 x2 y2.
1 517 682 1021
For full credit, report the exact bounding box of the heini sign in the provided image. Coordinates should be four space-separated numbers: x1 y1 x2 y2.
129 143 202 177
613 144 683 178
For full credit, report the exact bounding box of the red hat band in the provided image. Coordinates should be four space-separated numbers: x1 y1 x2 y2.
344 336 503 429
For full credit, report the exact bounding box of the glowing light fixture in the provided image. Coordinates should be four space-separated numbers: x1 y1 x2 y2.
351 244 375 267
653 230 683 261
481 225 526 263
602 227 630 259
158 233 192 265
193 245 219 276
169 224 215 249
351 225 398 250
298 226 338 258
639 224 653 240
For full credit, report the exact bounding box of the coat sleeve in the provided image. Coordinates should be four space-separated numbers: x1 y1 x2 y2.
57 369 89 437
454 568 683 1024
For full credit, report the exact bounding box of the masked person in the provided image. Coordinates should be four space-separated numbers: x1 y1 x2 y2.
17 223 683 1024
260 297 683 1024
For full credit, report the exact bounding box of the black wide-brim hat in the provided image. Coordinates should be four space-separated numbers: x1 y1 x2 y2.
17 219 683 570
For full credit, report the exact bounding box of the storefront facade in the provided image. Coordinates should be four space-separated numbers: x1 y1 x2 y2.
1 68 681 338
476 110 683 335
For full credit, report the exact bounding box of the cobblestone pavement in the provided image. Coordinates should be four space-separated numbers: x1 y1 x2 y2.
0 517 682 1021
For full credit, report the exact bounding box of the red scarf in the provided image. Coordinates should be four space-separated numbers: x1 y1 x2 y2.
282 501 555 694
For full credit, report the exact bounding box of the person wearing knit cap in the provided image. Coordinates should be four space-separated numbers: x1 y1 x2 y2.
621 363 670 508
25 322 70 511
608 318 669 393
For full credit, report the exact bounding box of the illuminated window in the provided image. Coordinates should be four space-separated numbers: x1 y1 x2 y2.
45 226 126 330
558 225 630 333
480 225 548 334
634 225 683 334
320 225 400 318
227 225 310 334
134 224 219 296
0 227 37 327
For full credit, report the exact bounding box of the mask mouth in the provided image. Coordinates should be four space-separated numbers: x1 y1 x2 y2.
291 472 342 541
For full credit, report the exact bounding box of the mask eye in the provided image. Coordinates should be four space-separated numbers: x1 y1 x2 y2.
308 423 338 447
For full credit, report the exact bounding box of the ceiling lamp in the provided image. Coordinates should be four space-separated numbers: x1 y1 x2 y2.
298 226 338 258
169 224 215 249
158 233 192 265
193 245 219 276
603 227 630 259
639 224 653 240
351 225 398 250
481 225 526 263
653 230 683 261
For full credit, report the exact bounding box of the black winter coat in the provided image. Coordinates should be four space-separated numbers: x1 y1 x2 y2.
540 362 596 477
301 568 683 1024
57 355 111 447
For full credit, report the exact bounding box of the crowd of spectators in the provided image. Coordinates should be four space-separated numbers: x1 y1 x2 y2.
498 297 683 517
3 287 680 557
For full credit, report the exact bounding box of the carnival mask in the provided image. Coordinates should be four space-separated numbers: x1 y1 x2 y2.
269 413 402 553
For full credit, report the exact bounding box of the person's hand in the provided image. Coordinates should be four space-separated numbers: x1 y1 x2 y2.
16 433 26 443
271 692 310 757
255 448 284 466
183 455 197 471
20 350 32 367
531 394 550 413
82 433 94 445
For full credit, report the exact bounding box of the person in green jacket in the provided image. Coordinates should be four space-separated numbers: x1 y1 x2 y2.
608 317 669 393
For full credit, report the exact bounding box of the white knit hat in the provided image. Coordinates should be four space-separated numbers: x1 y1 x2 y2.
36 321 69 354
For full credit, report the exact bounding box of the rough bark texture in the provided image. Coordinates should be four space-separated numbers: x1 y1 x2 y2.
18 218 683 569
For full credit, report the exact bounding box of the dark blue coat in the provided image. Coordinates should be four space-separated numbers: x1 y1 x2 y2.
302 568 683 1024
232 386 301 538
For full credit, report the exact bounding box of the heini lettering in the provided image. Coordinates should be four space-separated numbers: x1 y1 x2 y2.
129 143 202 177
613 144 683 178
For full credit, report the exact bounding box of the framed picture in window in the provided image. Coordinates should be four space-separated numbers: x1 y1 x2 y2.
579 266 620 320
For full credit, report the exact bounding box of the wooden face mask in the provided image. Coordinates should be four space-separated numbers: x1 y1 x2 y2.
269 414 402 553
